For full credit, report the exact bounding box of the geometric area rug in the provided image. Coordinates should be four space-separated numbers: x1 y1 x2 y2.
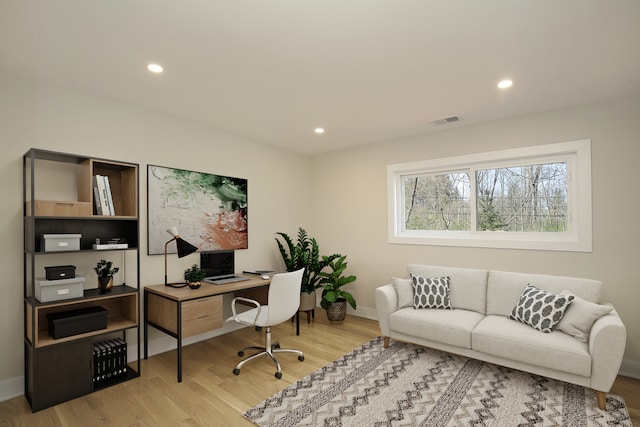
244 337 631 426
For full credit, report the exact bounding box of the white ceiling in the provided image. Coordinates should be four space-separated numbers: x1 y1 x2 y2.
1 1 639 155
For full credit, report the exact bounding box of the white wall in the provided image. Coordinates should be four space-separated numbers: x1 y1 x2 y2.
0 70 312 399
2 68 639 402
310 95 640 376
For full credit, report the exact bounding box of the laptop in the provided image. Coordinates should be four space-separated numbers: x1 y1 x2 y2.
200 250 249 285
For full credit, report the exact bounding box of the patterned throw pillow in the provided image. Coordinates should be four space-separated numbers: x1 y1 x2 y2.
508 284 574 333
411 275 453 309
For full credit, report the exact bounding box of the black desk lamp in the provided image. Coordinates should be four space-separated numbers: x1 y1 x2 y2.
164 226 198 287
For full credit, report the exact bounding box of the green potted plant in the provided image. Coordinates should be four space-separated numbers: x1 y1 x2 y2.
94 259 119 293
275 228 340 311
319 254 357 323
184 264 207 289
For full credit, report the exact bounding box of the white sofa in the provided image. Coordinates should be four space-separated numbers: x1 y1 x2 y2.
375 264 626 410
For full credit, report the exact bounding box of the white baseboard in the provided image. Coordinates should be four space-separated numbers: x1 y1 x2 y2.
349 306 378 322
0 376 24 404
619 358 640 379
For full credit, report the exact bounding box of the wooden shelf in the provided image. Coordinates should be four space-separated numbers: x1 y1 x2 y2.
78 159 138 217
24 151 138 218
23 148 140 412
26 288 138 348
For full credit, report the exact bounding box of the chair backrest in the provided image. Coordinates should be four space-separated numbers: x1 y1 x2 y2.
264 268 304 325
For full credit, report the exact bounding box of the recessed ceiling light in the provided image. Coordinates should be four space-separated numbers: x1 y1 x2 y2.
497 79 513 89
147 63 164 73
314 128 325 134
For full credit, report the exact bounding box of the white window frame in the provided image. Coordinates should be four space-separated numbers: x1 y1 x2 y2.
387 139 592 252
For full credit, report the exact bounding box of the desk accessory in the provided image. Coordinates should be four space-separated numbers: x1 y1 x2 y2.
164 226 198 287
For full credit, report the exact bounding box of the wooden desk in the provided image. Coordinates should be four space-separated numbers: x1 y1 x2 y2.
144 275 270 382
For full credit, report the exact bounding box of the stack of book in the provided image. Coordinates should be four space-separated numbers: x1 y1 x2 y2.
93 175 115 215
93 338 127 385
93 238 128 250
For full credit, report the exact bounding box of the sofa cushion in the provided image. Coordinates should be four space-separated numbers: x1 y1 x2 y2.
508 284 574 333
390 308 484 349
411 275 452 309
486 270 602 317
557 292 613 342
473 315 591 377
392 277 413 309
408 265 487 313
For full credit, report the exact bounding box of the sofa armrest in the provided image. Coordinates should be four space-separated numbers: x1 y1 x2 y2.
588 306 626 392
375 284 398 337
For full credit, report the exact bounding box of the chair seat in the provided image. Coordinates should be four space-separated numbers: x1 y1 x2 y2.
233 306 270 327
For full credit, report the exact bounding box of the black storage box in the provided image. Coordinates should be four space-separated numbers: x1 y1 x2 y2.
45 265 76 280
47 306 107 339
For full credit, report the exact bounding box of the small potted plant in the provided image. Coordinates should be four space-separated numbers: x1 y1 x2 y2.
184 264 206 289
94 259 119 293
319 254 357 323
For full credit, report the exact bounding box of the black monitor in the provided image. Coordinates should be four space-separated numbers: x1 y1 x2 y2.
200 250 234 278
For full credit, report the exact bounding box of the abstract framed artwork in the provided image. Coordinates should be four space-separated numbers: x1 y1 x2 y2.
147 164 248 255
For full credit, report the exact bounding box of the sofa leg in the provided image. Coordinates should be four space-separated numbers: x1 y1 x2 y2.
383 336 390 348
595 390 606 410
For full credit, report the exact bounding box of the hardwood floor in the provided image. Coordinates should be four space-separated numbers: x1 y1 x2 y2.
612 375 640 426
1 315 639 426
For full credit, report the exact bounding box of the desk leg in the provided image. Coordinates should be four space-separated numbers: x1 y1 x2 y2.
177 301 182 383
144 291 149 359
296 311 300 335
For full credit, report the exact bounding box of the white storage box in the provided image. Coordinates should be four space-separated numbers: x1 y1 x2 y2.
41 234 81 252
35 276 85 302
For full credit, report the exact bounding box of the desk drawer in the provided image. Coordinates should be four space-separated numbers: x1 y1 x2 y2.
182 296 222 338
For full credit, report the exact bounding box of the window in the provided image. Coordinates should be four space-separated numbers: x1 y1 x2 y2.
388 140 592 251
404 172 471 231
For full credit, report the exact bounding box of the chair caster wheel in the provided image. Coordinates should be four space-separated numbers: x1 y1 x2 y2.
233 368 240 375
275 372 282 379
298 355 305 361
238 351 244 357
274 343 281 349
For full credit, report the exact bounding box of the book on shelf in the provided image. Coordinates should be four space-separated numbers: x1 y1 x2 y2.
93 238 127 250
93 175 112 216
102 175 115 215
92 176 103 215
93 243 128 250
93 338 127 385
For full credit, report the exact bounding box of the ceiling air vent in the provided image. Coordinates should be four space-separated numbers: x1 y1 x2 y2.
430 115 462 126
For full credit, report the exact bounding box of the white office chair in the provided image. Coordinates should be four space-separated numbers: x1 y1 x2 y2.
229 268 305 378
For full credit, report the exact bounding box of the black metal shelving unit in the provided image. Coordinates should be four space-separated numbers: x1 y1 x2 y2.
23 148 140 411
